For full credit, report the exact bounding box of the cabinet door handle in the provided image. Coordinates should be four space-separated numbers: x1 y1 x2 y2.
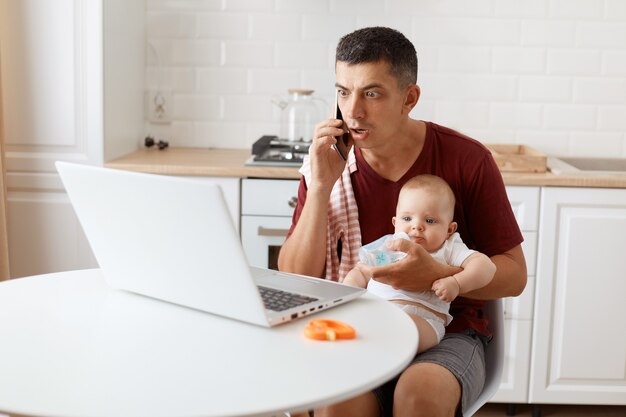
257 227 289 237
288 196 298 208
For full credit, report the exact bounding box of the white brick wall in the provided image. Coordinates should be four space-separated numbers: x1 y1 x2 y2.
145 0 626 157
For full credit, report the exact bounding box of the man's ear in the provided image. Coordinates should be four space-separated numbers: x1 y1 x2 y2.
448 221 458 237
403 84 420 114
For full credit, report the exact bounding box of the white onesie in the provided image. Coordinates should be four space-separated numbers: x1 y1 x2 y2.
366 232 475 341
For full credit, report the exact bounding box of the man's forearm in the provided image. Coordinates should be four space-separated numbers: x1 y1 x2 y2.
277 187 330 278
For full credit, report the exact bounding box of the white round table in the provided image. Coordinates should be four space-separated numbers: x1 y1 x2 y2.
0 269 418 417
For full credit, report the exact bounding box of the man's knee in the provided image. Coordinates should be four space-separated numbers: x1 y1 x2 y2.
393 362 460 417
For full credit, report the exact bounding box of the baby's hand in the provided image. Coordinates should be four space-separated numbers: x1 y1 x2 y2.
343 266 369 288
432 276 460 302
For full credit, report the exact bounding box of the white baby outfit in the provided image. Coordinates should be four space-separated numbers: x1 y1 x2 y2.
366 232 475 341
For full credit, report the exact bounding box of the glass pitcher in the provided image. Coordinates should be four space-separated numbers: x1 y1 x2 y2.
274 89 327 143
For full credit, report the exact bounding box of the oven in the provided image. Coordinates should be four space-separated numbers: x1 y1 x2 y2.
241 178 300 270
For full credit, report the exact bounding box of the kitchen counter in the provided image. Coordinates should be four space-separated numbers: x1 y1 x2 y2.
105 148 300 179
105 148 626 188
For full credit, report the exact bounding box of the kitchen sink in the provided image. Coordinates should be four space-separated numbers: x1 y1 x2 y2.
558 157 626 172
549 157 626 175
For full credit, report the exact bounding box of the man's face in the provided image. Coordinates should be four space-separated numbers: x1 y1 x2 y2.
335 60 412 150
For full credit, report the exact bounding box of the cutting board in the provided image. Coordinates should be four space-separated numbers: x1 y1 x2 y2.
486 144 547 173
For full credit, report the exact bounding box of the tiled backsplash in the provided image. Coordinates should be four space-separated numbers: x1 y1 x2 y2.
145 0 626 157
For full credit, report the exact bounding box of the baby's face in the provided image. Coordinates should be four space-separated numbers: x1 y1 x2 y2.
393 188 455 252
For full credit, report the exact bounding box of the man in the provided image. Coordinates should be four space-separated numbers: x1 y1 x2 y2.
278 27 527 417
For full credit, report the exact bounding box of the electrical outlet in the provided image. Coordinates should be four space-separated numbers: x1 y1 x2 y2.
146 90 172 124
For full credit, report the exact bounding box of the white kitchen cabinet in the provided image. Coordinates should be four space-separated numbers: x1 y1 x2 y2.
6 191 98 278
491 186 540 403
241 179 299 269
8 175 239 278
0 0 144 277
504 186 540 320
178 176 240 233
529 187 626 405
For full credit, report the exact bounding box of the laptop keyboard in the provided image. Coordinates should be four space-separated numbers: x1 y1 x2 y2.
258 286 319 312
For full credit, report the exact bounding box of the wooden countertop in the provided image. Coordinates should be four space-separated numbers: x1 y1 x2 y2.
105 148 626 188
105 148 300 179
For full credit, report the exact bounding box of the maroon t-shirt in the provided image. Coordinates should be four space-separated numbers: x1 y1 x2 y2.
287 122 523 335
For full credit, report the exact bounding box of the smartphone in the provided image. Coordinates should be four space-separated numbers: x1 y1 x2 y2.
333 92 351 161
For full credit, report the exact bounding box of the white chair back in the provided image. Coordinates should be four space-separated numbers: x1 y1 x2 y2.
464 298 505 417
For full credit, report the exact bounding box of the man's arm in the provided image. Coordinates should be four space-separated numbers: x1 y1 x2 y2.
277 119 349 277
277 184 330 277
357 241 527 300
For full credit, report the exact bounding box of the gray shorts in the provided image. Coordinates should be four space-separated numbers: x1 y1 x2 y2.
373 330 489 417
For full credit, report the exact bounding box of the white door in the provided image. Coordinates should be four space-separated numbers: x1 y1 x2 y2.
0 0 143 277
530 187 626 405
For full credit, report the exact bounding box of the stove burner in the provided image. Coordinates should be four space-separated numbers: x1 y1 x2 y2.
246 135 310 167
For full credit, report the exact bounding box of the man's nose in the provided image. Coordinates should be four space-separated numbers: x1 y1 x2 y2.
345 95 365 120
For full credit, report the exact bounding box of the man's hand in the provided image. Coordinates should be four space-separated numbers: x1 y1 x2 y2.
357 238 462 292
308 119 352 193
278 118 353 278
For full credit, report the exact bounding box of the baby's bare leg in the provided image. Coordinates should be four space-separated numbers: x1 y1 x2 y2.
407 313 439 353
392 302 441 353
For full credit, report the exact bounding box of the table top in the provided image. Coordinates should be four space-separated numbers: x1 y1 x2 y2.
0 269 418 417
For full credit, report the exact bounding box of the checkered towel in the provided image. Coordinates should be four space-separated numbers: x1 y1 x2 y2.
299 149 361 282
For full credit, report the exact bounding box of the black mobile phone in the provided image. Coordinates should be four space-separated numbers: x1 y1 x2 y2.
333 93 350 161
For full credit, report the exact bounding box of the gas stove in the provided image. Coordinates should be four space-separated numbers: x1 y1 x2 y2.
245 135 310 167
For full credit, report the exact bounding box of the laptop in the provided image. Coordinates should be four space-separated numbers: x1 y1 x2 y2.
55 161 365 327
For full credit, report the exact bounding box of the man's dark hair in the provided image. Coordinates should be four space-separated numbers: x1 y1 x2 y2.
336 27 418 88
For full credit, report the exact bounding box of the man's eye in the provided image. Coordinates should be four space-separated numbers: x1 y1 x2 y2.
338 89 348 97
366 91 379 98
402 216 411 222
426 218 436 224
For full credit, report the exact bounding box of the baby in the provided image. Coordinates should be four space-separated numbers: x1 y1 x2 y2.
344 174 496 353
